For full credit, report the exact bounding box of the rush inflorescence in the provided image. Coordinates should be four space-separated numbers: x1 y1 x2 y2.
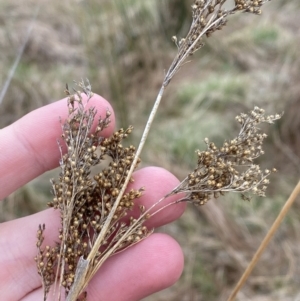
35 1 278 300
35 81 152 301
170 107 282 205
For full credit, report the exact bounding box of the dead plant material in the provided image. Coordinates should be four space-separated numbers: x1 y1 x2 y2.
33 1 285 300
169 107 282 205
35 81 152 301
227 181 300 301
35 81 281 301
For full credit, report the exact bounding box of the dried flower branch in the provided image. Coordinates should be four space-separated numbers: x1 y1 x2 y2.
35 84 281 301
167 107 282 205
34 1 278 300
122 0 273 205
35 81 152 301
165 0 271 86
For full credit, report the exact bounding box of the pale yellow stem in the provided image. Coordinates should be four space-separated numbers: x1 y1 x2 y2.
227 180 300 301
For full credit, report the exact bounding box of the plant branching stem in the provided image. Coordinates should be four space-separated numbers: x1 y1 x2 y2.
66 84 166 301
87 84 166 258
227 180 300 301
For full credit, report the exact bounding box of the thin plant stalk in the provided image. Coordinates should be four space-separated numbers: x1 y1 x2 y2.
66 85 166 301
88 85 166 256
227 181 300 301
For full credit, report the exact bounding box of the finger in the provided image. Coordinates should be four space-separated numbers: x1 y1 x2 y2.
23 234 184 301
0 167 185 300
0 209 60 301
127 166 186 228
0 94 115 199
88 233 184 301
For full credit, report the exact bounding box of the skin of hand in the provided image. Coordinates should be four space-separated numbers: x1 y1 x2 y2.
0 94 186 301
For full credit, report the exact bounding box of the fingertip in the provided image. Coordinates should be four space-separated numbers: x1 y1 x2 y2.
0 93 116 198
88 233 184 301
79 93 116 137
130 166 186 227
141 233 184 289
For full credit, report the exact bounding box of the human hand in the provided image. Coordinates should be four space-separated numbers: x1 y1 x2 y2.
0 94 185 301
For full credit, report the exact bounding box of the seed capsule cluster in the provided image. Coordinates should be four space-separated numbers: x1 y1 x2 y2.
35 81 151 300
165 0 271 86
35 224 59 298
173 107 281 205
235 0 265 14
181 0 268 53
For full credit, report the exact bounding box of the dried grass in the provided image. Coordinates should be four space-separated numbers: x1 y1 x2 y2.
1 0 300 300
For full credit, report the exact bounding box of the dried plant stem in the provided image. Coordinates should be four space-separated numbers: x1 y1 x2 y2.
164 10 220 85
66 85 166 301
227 181 300 301
89 85 165 254
88 85 166 252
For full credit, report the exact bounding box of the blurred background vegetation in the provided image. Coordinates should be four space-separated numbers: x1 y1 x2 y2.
1 0 300 300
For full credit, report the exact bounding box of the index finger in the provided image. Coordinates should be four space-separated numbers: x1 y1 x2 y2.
0 94 115 199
